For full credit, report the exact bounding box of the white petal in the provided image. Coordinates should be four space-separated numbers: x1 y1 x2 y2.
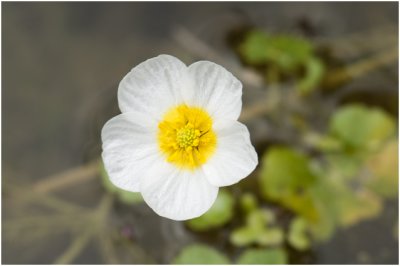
118 54 190 120
140 161 219 220
188 61 242 121
101 112 158 192
203 120 258 187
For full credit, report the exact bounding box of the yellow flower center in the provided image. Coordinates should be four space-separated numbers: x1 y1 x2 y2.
158 104 217 170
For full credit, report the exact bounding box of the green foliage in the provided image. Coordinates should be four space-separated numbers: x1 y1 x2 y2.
329 104 395 151
100 162 144 204
335 187 382 227
259 130 394 242
240 193 258 214
259 147 319 221
325 153 361 181
239 29 324 94
298 57 325 94
230 209 284 247
177 103 396 262
172 244 230 264
365 139 398 198
186 189 234 231
288 217 311 251
237 248 288 264
240 30 312 67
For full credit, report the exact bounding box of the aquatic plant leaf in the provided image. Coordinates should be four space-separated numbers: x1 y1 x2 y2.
326 153 362 181
230 226 259 247
230 209 267 247
256 228 284 246
247 209 275 228
365 139 398 198
239 29 272 65
172 244 230 264
186 189 234 231
298 57 325 94
240 30 312 67
287 217 311 250
100 162 144 204
231 208 282 247
305 133 344 152
237 248 288 264
259 147 319 221
306 180 338 241
240 193 258 214
330 104 395 150
336 187 382 227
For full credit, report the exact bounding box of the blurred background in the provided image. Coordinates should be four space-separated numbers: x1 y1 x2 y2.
2 2 398 264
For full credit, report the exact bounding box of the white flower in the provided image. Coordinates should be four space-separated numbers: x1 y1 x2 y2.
101 54 258 220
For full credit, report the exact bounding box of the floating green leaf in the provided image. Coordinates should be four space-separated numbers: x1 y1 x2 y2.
237 248 288 264
230 209 283 247
329 104 395 151
240 193 258 214
325 153 362 182
336 187 382 227
288 217 311 250
259 147 319 221
186 189 234 231
239 29 324 93
240 30 312 68
172 244 230 264
231 226 260 247
306 180 338 241
247 209 274 228
256 228 284 246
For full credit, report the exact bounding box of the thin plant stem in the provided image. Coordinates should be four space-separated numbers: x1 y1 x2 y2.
33 160 99 194
326 46 398 85
54 229 93 264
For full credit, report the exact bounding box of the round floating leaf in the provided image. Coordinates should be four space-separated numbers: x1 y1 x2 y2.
186 189 234 231
260 147 317 197
172 244 230 264
259 147 319 221
329 104 395 150
237 248 288 264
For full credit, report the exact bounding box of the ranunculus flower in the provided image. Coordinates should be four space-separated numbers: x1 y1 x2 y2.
101 55 258 220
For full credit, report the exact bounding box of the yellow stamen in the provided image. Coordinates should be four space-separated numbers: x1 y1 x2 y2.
158 104 217 169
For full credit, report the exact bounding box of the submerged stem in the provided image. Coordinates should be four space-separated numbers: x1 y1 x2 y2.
54 229 93 264
33 160 99 194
